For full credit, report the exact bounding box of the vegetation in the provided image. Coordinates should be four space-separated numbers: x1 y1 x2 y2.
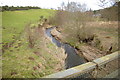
49 1 118 53
3 24 66 78
94 4 118 21
1 6 41 12
2 9 66 78
2 0 119 78
94 0 119 21
49 2 95 47
2 9 55 51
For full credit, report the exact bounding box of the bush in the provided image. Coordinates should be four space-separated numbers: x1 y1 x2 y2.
49 10 95 46
25 23 42 48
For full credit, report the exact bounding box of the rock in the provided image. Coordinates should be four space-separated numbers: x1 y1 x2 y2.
51 28 63 40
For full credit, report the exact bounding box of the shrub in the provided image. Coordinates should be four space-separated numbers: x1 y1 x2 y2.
49 10 95 46
25 23 42 48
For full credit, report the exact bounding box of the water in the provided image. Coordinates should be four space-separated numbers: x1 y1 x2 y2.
45 27 86 69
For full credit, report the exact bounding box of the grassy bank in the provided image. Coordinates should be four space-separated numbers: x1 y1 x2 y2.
2 9 55 44
2 9 67 78
3 27 66 78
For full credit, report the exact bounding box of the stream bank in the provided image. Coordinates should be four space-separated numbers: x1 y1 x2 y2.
45 27 87 69
49 27 106 62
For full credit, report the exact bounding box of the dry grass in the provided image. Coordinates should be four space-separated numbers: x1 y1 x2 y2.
49 11 95 47
86 21 118 52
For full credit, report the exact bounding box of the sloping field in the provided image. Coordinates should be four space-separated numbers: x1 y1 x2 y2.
2 9 55 43
2 9 67 78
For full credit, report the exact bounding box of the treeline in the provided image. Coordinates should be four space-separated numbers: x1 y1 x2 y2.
94 1 119 21
0 6 41 11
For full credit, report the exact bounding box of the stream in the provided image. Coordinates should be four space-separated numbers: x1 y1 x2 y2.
45 27 87 69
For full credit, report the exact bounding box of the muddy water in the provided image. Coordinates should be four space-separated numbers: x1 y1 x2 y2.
45 27 87 69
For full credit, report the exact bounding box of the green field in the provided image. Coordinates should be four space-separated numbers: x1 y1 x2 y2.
2 9 66 78
2 9 55 43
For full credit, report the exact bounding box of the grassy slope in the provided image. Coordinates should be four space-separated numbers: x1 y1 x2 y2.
3 31 66 78
2 9 66 78
2 9 54 43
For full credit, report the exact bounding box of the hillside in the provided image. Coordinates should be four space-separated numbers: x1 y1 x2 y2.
2 9 67 78
94 1 119 21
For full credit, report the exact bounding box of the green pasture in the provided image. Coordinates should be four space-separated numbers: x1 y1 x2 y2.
2 9 58 78
2 9 55 43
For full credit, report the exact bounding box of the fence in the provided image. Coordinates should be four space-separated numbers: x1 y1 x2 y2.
43 51 119 78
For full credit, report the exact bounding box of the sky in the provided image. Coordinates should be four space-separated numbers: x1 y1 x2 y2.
0 0 119 10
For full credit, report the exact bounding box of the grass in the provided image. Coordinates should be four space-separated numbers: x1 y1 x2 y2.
2 8 118 78
64 21 118 52
3 37 64 78
49 10 118 53
2 9 55 44
86 21 118 52
52 20 118 53
2 9 66 78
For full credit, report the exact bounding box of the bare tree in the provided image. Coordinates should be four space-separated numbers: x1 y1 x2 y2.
61 2 65 10
62 1 88 12
98 0 116 8
78 3 88 12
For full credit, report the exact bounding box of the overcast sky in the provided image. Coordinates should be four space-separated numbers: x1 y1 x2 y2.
0 0 119 10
